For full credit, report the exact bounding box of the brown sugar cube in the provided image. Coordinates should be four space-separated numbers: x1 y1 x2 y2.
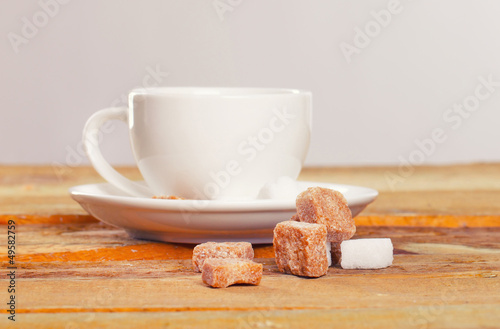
290 214 299 221
296 187 355 242
331 242 342 265
192 242 254 272
273 221 329 277
201 258 263 288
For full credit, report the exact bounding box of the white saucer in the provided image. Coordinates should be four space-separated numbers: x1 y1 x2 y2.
69 181 378 244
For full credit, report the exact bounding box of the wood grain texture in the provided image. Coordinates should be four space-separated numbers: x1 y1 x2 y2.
1 165 500 328
15 305 500 329
1 163 500 216
1 224 499 328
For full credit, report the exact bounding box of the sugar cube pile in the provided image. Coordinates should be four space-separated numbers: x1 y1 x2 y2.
193 187 393 289
340 238 393 269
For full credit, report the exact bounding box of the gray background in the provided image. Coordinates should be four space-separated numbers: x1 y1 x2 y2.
1 0 499 167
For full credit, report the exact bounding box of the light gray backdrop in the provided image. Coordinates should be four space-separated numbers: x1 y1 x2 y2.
1 0 499 168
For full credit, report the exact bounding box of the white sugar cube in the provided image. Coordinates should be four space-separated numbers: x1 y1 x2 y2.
340 238 393 269
326 241 332 267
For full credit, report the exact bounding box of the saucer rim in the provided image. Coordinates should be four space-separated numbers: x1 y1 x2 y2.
69 181 378 213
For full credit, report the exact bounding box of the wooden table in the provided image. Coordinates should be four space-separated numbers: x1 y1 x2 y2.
1 164 499 328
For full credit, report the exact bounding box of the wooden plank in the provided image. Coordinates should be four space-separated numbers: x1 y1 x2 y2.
2 214 500 227
6 253 500 280
15 305 500 329
1 164 500 216
299 163 500 192
0 227 498 315
2 224 500 263
6 273 499 311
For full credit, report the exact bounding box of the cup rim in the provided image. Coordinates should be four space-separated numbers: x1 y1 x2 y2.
129 87 311 98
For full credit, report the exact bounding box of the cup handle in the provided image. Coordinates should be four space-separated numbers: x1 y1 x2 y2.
83 107 152 198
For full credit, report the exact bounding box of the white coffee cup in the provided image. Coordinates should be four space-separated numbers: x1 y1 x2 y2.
83 87 312 200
